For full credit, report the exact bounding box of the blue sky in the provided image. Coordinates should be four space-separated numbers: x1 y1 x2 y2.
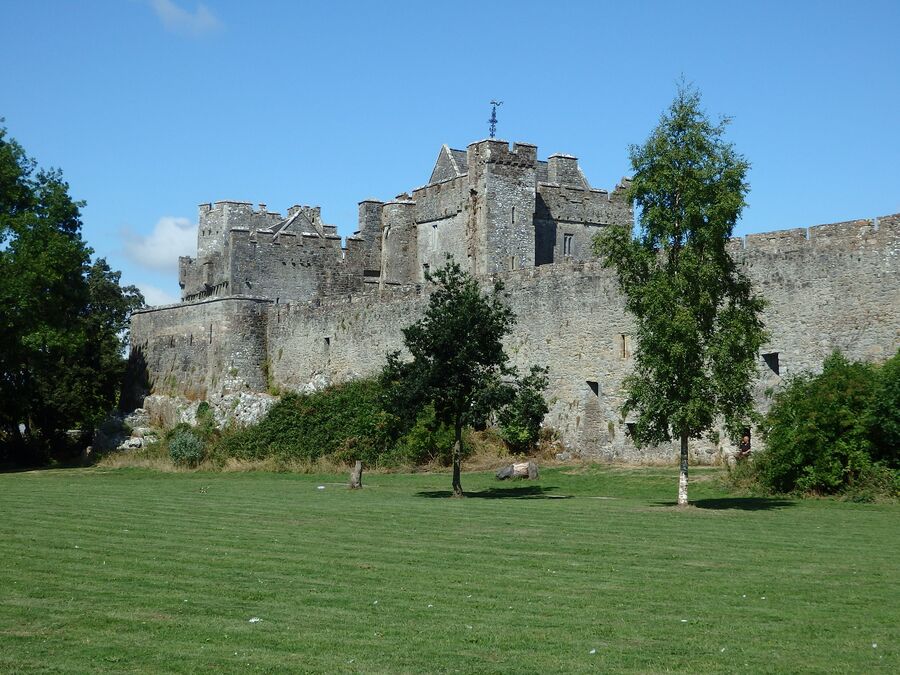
1 0 898 304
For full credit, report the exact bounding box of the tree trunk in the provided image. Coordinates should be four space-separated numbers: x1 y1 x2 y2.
677 431 689 506
452 420 464 497
349 460 363 489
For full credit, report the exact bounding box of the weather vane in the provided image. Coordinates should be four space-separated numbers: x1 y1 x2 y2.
488 100 503 138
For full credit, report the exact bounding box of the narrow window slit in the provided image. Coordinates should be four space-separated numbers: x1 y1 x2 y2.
763 352 780 375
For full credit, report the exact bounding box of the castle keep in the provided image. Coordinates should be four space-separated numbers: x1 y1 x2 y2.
176 140 631 305
130 139 900 461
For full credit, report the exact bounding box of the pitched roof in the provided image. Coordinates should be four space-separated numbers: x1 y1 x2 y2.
429 145 469 184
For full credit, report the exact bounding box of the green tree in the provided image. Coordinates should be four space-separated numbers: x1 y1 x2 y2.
593 86 767 505
0 124 144 463
382 258 516 496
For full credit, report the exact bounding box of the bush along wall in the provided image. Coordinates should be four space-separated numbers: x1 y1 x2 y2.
755 350 899 499
212 379 391 464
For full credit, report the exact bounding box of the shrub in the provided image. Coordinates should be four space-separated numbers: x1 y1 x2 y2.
842 464 900 503
195 401 217 441
497 366 549 454
868 350 900 467
756 350 898 496
383 405 457 467
169 428 204 467
723 454 764 493
214 379 391 464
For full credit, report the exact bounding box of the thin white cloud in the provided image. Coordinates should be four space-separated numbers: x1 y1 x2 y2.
123 216 197 273
148 0 222 36
139 283 180 307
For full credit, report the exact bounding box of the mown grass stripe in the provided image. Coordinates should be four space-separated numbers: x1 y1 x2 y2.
1 466 896 673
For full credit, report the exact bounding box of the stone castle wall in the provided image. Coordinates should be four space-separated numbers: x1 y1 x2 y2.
130 296 272 400
225 228 363 302
131 213 900 462
129 138 898 462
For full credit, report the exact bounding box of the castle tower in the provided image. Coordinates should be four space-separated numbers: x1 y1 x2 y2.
466 140 537 275
379 199 417 285
197 202 247 257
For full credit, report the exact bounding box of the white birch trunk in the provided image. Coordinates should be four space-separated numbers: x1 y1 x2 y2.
677 432 689 506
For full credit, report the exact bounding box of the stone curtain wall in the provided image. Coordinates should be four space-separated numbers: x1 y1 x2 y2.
131 296 272 401
266 287 428 391
260 213 900 461
225 228 363 303
734 214 900 412
131 213 899 461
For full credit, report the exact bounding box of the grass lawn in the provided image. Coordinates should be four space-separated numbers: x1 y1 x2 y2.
0 465 897 673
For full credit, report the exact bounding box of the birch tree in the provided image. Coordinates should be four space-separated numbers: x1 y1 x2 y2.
593 85 767 506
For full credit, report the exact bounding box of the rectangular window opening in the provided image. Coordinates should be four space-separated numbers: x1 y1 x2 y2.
763 352 780 375
586 380 599 397
324 336 331 348
563 233 573 256
626 422 637 438
619 334 629 359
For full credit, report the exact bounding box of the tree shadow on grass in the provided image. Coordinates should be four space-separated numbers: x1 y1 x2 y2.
416 485 570 500
652 497 797 511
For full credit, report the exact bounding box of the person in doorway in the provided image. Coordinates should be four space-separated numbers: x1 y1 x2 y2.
737 434 752 460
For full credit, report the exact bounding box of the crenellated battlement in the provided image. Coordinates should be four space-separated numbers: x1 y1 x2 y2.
467 139 537 169
728 214 899 255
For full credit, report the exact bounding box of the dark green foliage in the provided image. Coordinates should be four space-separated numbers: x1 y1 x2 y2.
208 378 466 468
194 401 217 443
869 350 900 467
215 379 390 464
592 84 766 503
381 404 458 467
381 258 518 494
497 366 550 454
756 351 899 497
0 123 143 464
400 259 515 431
168 427 204 467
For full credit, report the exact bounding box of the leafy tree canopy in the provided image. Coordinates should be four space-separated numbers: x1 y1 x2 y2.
382 258 528 496
593 85 767 505
0 123 144 464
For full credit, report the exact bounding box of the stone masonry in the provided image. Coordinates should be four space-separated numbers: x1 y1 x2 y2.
130 139 900 462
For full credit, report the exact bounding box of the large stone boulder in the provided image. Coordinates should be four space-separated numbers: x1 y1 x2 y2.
496 460 539 480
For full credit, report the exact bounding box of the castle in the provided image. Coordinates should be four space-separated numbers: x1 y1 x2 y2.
130 138 900 461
